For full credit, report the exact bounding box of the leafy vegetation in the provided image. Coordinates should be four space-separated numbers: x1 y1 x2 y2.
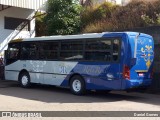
44 0 81 35
35 12 46 36
81 0 160 33
36 0 160 35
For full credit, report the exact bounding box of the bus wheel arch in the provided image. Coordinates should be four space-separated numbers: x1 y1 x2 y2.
18 70 31 88
69 74 86 95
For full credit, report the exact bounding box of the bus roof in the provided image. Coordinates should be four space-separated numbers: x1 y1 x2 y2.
10 32 152 43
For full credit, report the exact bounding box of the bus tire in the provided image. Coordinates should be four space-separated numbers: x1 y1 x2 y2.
70 75 86 95
19 72 31 88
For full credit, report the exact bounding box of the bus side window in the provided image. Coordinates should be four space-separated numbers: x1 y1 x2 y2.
21 47 28 59
104 52 111 61
85 39 112 61
29 44 37 59
21 43 37 60
39 42 59 60
8 43 20 59
60 41 84 60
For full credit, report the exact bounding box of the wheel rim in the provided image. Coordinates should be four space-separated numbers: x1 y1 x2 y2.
21 75 28 86
72 79 81 92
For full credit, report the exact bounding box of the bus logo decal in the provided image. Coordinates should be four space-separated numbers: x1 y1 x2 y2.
59 66 67 74
58 63 68 74
30 61 46 79
83 65 110 75
141 45 154 69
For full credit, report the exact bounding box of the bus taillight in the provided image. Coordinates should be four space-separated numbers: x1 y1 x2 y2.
123 65 130 80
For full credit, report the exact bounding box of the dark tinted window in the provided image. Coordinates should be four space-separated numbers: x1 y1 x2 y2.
60 51 83 60
61 41 83 50
60 41 84 60
85 39 112 61
21 43 37 60
39 42 59 60
6 43 20 65
85 51 111 61
8 43 20 59
85 38 120 62
86 40 111 50
18 38 120 62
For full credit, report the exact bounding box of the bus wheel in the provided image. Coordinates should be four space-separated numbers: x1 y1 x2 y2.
19 72 31 88
70 75 86 95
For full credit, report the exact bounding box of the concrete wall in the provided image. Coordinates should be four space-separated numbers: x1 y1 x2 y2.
0 7 35 56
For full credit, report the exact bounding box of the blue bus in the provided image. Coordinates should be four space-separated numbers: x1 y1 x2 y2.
4 32 154 95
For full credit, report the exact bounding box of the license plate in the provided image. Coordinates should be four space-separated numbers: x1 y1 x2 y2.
138 73 144 77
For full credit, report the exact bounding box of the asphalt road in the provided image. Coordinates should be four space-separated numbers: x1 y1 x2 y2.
0 80 160 119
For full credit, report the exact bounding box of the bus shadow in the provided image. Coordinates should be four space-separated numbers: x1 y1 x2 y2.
0 80 159 106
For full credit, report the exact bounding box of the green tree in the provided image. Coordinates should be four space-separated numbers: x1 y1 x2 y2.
44 0 81 35
35 12 46 37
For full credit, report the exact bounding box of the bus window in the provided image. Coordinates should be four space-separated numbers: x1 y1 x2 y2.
86 39 111 51
8 43 20 59
60 41 84 60
85 39 112 61
5 43 20 65
21 43 37 60
39 42 59 60
85 51 111 61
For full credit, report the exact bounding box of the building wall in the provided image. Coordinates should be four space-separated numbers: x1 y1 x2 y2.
0 0 47 10
0 7 35 56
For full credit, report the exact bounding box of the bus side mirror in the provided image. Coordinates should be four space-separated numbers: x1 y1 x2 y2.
131 58 137 66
